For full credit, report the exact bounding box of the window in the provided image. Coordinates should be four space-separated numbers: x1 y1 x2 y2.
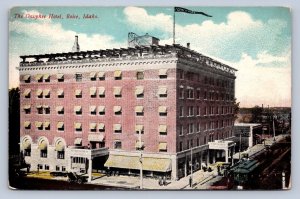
179 87 184 99
187 140 190 149
74 123 82 132
74 106 82 115
135 125 144 134
158 86 167 98
44 74 50 82
113 87 122 98
57 89 64 98
179 106 184 117
35 122 43 130
40 150 47 158
135 106 144 116
90 106 96 115
179 70 184 80
36 74 43 82
98 72 105 80
24 89 31 98
114 106 122 115
135 140 144 151
57 74 64 82
75 73 82 82
23 105 31 114
179 125 184 136
45 165 50 170
44 89 50 98
135 86 144 98
56 106 64 115
56 166 60 171
37 106 43 114
98 87 105 98
36 89 43 98
24 149 31 156
90 123 97 132
44 106 50 114
158 125 167 135
57 151 65 159
188 106 194 117
62 166 66 171
190 139 193 148
90 72 96 81
179 142 183 151
98 106 105 115
197 123 201 132
98 123 105 133
75 89 82 98
158 142 167 152
57 122 64 131
159 69 168 79
114 70 122 80
158 106 167 116
114 140 122 149
204 91 207 100
197 138 200 146
196 106 201 116
113 124 122 133
44 122 50 130
196 89 201 99
136 71 144 80
187 87 194 99
90 87 97 98
23 75 31 83
188 123 194 134
38 164 43 170
24 121 31 130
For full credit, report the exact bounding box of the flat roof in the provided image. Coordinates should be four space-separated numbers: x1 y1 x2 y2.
234 123 262 127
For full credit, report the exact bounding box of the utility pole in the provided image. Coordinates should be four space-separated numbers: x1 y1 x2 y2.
190 147 193 187
273 115 276 142
139 129 143 189
239 130 242 161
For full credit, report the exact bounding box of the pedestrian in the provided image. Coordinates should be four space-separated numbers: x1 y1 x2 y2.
163 176 167 186
158 176 162 186
189 176 192 187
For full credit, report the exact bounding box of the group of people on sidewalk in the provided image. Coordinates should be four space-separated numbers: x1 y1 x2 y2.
158 176 167 186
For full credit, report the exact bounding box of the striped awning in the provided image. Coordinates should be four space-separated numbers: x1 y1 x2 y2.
57 89 64 96
43 89 50 96
104 155 171 172
157 86 167 95
35 121 43 128
159 69 168 76
98 87 105 95
23 105 31 110
74 138 82 145
24 121 31 128
74 106 82 112
98 71 105 78
22 139 31 149
90 123 97 130
113 87 122 95
56 106 64 112
23 89 31 97
159 142 167 150
135 86 144 95
113 106 122 113
74 122 82 129
90 72 96 78
36 105 42 109
158 125 167 133
57 73 64 79
38 140 47 150
36 89 43 96
158 106 167 113
43 121 50 128
113 124 122 131
98 123 105 130
43 105 49 109
75 89 82 96
135 106 144 113
55 141 65 152
57 122 64 128
89 106 96 112
90 87 97 95
135 125 144 132
98 106 105 112
114 70 122 77
22 75 30 81
35 74 43 81
43 74 50 80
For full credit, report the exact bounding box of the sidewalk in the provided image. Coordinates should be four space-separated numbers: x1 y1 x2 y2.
89 168 219 190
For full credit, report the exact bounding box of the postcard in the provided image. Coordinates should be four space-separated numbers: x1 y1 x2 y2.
8 6 291 190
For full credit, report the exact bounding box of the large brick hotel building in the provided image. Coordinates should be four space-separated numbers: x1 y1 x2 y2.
18 35 236 181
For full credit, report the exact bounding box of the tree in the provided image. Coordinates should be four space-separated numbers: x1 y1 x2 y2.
250 105 263 123
9 87 20 157
233 98 240 120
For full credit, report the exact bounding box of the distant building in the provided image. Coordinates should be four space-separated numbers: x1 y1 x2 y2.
234 123 262 150
18 34 236 181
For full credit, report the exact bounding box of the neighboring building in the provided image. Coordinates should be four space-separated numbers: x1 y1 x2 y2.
234 123 262 151
18 34 236 181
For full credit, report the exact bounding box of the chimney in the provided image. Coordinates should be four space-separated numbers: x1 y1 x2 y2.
187 43 190 49
72 35 80 52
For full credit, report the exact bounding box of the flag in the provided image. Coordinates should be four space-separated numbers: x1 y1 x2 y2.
174 7 212 17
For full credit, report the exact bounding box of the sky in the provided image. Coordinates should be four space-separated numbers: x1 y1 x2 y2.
8 6 291 107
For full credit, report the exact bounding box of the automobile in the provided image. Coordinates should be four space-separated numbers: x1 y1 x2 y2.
67 172 88 184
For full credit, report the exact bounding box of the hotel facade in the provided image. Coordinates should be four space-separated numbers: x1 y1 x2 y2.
19 35 236 181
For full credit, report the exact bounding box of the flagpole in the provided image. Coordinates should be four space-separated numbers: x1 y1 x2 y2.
173 8 175 45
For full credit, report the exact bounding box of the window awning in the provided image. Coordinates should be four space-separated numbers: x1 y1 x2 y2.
98 87 105 95
23 105 31 110
55 141 65 152
36 105 42 109
74 123 82 129
98 123 105 130
36 89 43 96
113 87 122 95
35 74 43 81
35 121 43 128
159 142 167 150
44 121 50 128
24 121 31 128
135 125 144 132
56 106 64 112
135 140 144 148
98 71 105 78
74 138 82 145
43 89 50 96
157 86 167 95
57 122 64 128
98 106 105 112
90 72 96 78
23 89 31 96
43 74 50 80
57 73 64 79
158 106 167 113
113 106 122 112
90 87 97 95
43 105 49 109
22 139 31 149
38 140 47 150
104 155 171 172
114 70 122 77
89 106 96 112
57 89 64 96
22 75 30 81
113 124 122 131
74 106 82 112
159 69 168 76
90 123 97 130
135 86 144 95
88 133 105 142
158 125 167 133
75 89 82 96
135 106 144 113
